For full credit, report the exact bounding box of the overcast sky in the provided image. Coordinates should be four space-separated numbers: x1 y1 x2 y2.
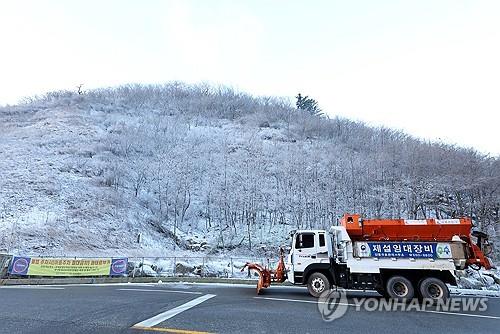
1 0 499 155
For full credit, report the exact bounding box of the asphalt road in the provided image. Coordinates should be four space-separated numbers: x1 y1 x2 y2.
0 283 498 334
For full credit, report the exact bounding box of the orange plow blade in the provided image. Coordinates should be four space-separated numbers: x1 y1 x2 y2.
241 249 286 294
241 262 271 294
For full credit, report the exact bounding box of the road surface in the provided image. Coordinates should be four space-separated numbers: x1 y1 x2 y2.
0 283 498 333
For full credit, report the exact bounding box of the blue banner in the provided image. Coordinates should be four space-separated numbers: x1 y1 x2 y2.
8 257 31 275
110 258 128 276
368 242 441 258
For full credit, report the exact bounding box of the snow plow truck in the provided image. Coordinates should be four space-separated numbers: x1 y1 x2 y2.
242 214 492 301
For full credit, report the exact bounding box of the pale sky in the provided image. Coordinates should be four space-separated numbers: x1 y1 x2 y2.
1 0 499 155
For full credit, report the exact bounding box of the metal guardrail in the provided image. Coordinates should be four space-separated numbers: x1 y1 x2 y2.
127 256 278 278
0 254 12 279
0 255 278 279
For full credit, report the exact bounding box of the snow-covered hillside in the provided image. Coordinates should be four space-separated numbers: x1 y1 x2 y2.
0 83 498 260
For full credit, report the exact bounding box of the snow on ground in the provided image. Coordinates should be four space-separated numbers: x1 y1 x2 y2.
450 288 500 298
0 87 498 294
0 102 291 257
456 268 500 291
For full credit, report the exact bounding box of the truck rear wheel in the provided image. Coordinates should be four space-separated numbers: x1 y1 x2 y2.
307 272 330 298
419 277 449 301
386 276 414 300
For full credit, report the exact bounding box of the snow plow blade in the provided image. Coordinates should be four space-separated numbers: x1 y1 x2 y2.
241 248 286 294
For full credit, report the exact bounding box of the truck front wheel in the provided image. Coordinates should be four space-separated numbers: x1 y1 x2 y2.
419 277 449 301
386 276 414 300
307 272 330 298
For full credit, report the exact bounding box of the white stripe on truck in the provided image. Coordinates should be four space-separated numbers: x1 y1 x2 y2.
436 219 461 225
404 220 428 225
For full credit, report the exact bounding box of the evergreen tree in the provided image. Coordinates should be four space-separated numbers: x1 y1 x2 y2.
296 93 323 116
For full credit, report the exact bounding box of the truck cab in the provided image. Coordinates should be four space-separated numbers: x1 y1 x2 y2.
286 230 332 286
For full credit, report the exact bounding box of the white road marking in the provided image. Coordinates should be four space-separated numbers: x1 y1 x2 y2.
254 296 356 306
38 283 158 287
0 286 65 290
254 296 500 320
118 288 202 295
132 294 216 328
419 309 500 320
0 283 158 288
175 282 300 289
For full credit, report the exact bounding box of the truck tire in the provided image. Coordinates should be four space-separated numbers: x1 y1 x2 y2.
307 272 330 298
386 276 414 300
419 277 449 301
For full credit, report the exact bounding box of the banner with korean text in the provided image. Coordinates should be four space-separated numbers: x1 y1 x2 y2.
8 257 128 276
354 242 454 259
